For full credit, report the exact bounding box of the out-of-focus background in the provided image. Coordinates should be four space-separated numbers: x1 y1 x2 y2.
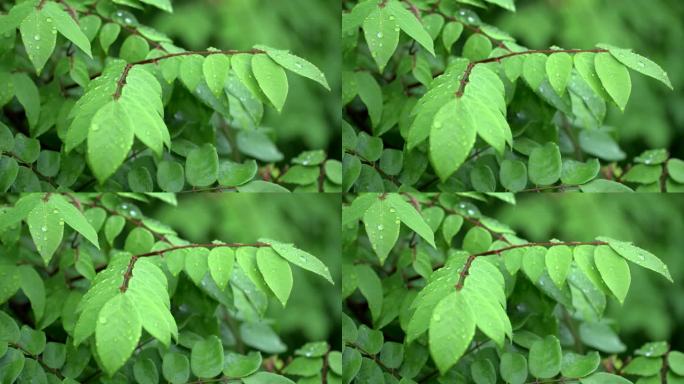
491 0 684 160
490 194 684 352
153 193 341 350
146 0 341 158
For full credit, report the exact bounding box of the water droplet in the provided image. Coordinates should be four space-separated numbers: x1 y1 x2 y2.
41 226 47 232
34 35 40 41
376 32 383 38
637 61 645 68
377 225 384 230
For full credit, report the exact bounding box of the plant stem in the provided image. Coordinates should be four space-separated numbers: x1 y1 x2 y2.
455 48 608 97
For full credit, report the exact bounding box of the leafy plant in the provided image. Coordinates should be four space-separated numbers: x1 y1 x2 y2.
0 0 333 192
342 0 679 192
0 192 341 383
342 192 682 383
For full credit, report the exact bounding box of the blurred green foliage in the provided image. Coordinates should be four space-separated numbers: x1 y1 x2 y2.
154 193 341 349
495 0 684 156
496 193 684 351
147 0 341 156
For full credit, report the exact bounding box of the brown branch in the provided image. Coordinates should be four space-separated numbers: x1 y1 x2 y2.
119 242 271 292
454 241 608 290
56 0 79 23
455 48 608 97
112 49 265 100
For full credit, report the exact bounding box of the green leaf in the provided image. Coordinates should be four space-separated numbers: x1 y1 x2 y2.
43 1 92 58
42 342 66 369
385 194 435 247
598 43 672 89
594 245 631 304
545 52 572 96
180 54 204 90
355 71 383 128
139 0 173 12
12 73 41 128
442 22 463 51
483 0 516 11
11 133 40 164
529 335 562 379
0 157 18 192
636 342 669 358
669 351 684 376
203 54 230 96
157 161 185 192
522 53 548 90
18 266 45 321
471 359 496 384
561 352 601 378
622 356 662 376
124 227 154 255
325 160 343 184
500 352 527 384
185 248 209 285
442 215 464 244
133 358 159 384
0 311 20 343
622 164 661 184
462 33 492 61
256 247 293 306
27 199 64 265
363 198 400 264
224 352 262 378
87 101 134 183
208 247 235 290
0 194 41 233
363 6 399 71
258 46 330 90
218 160 258 187
545 245 572 288
385 1 435 55
561 159 600 185
242 372 295 384
50 194 99 249
162 352 189 384
429 292 475 374
595 53 631 111
580 373 632 384
354 265 383 324
119 35 149 63
280 165 319 185
463 226 492 254
96 293 142 375
185 143 218 187
597 237 672 282
99 23 120 53
19 9 57 74
267 240 333 283
528 142 562 186
500 159 527 192
191 335 224 379
429 99 476 181
465 96 509 156
579 179 634 193
252 55 288 112
104 215 125 245
668 159 684 183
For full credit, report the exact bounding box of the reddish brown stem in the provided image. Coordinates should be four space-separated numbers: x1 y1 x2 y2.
119 242 271 292
112 49 265 99
454 241 608 290
456 48 608 97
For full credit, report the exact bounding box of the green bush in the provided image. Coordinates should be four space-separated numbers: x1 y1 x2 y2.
0 0 340 192
342 192 684 383
342 0 684 192
0 193 341 383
